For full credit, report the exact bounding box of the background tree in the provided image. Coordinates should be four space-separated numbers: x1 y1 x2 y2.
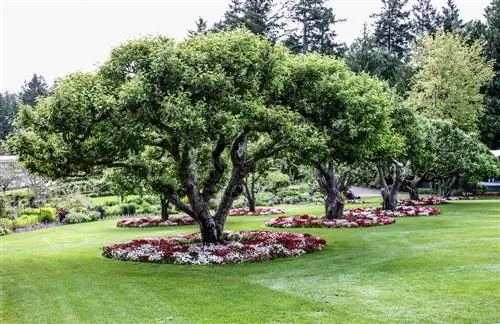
0 92 19 142
442 0 463 33
0 160 24 193
188 17 208 37
411 0 440 36
407 30 494 133
7 31 320 244
213 0 286 42
344 23 413 95
371 0 412 59
20 74 50 107
283 0 345 56
481 0 500 149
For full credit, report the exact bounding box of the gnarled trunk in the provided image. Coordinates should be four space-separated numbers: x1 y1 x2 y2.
381 187 398 210
160 195 169 221
443 176 457 198
317 161 347 220
378 160 405 211
405 176 424 201
243 173 257 213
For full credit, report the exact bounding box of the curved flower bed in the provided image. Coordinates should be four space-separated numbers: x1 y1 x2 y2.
103 230 326 265
117 216 196 227
345 205 441 218
265 214 395 228
398 196 448 206
229 207 285 216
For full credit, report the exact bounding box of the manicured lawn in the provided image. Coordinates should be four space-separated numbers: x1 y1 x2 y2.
1 200 499 323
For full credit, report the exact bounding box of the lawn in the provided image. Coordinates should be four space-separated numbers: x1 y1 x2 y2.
1 200 499 323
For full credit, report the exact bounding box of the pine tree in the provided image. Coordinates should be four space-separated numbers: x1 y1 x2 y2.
371 0 412 58
0 92 19 141
442 0 463 33
20 74 50 107
480 0 500 148
284 0 345 56
213 0 286 42
411 0 440 36
188 17 208 37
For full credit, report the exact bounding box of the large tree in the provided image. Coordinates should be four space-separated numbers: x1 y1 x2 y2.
0 92 19 142
344 23 413 95
371 0 412 58
19 74 50 107
283 0 345 56
6 31 320 244
407 30 494 133
281 54 397 218
481 0 500 149
442 0 463 33
411 0 440 36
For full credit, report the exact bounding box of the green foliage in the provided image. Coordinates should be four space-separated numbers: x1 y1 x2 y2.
0 92 19 141
411 0 440 36
13 215 39 227
63 213 94 224
407 30 495 133
19 74 50 107
18 207 56 223
442 0 463 33
119 203 137 216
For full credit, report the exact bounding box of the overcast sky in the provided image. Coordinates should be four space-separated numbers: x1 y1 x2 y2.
0 0 490 93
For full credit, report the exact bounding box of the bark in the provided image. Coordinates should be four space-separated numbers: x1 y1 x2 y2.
243 173 260 213
408 187 419 201
378 160 404 211
443 176 457 198
316 161 346 220
160 195 169 221
405 176 424 201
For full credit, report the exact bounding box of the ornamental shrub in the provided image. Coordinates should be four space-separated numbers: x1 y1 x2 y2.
13 215 40 227
38 207 56 223
64 212 92 224
0 218 13 235
105 205 122 216
119 203 137 215
137 203 157 214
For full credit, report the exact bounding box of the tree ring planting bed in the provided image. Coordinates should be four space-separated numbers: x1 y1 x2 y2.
398 196 448 206
345 205 441 218
229 207 285 216
116 216 197 227
103 230 326 265
265 214 396 228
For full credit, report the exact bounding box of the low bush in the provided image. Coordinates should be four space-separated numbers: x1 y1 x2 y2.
105 205 122 216
137 203 158 214
13 215 40 228
63 213 93 224
0 218 13 235
38 207 56 223
119 203 137 215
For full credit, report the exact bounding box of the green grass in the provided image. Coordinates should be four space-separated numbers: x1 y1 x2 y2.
1 200 499 323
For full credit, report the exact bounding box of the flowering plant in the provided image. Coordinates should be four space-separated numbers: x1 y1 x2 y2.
345 199 370 204
398 196 448 206
345 205 441 218
229 207 285 216
117 216 196 227
103 230 326 265
265 214 395 228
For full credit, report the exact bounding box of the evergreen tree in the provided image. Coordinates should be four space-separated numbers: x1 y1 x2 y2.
371 0 412 58
0 92 19 142
188 17 208 37
481 0 500 148
344 23 413 94
442 0 463 32
411 0 440 36
20 74 50 107
284 0 345 56
213 0 286 42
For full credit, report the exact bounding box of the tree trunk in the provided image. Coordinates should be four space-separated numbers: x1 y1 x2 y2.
160 196 169 221
381 187 398 211
443 176 457 198
317 162 345 220
197 208 221 244
408 187 419 201
243 174 256 213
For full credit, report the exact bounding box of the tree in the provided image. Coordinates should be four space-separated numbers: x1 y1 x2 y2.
0 92 19 141
283 0 345 56
407 30 494 133
442 0 463 33
19 74 50 107
411 0 440 36
404 118 500 199
371 0 413 58
104 167 146 203
7 30 320 244
481 0 500 149
344 23 413 95
0 159 24 193
214 0 286 42
281 54 397 218
188 17 208 37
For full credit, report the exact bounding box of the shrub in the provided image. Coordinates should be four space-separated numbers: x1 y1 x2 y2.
105 205 122 216
38 207 56 223
0 218 13 235
208 200 217 210
137 203 157 214
119 203 137 215
104 199 119 207
56 207 69 222
63 213 92 224
14 215 40 227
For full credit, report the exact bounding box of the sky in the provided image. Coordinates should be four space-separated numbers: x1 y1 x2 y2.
0 0 491 93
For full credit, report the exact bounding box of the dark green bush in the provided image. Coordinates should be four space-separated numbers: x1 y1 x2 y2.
119 203 137 215
0 218 13 235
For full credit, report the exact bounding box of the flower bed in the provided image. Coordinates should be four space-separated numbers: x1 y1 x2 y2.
229 207 285 216
12 222 62 233
398 196 448 206
103 230 326 265
265 214 395 228
345 205 441 218
117 216 197 227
